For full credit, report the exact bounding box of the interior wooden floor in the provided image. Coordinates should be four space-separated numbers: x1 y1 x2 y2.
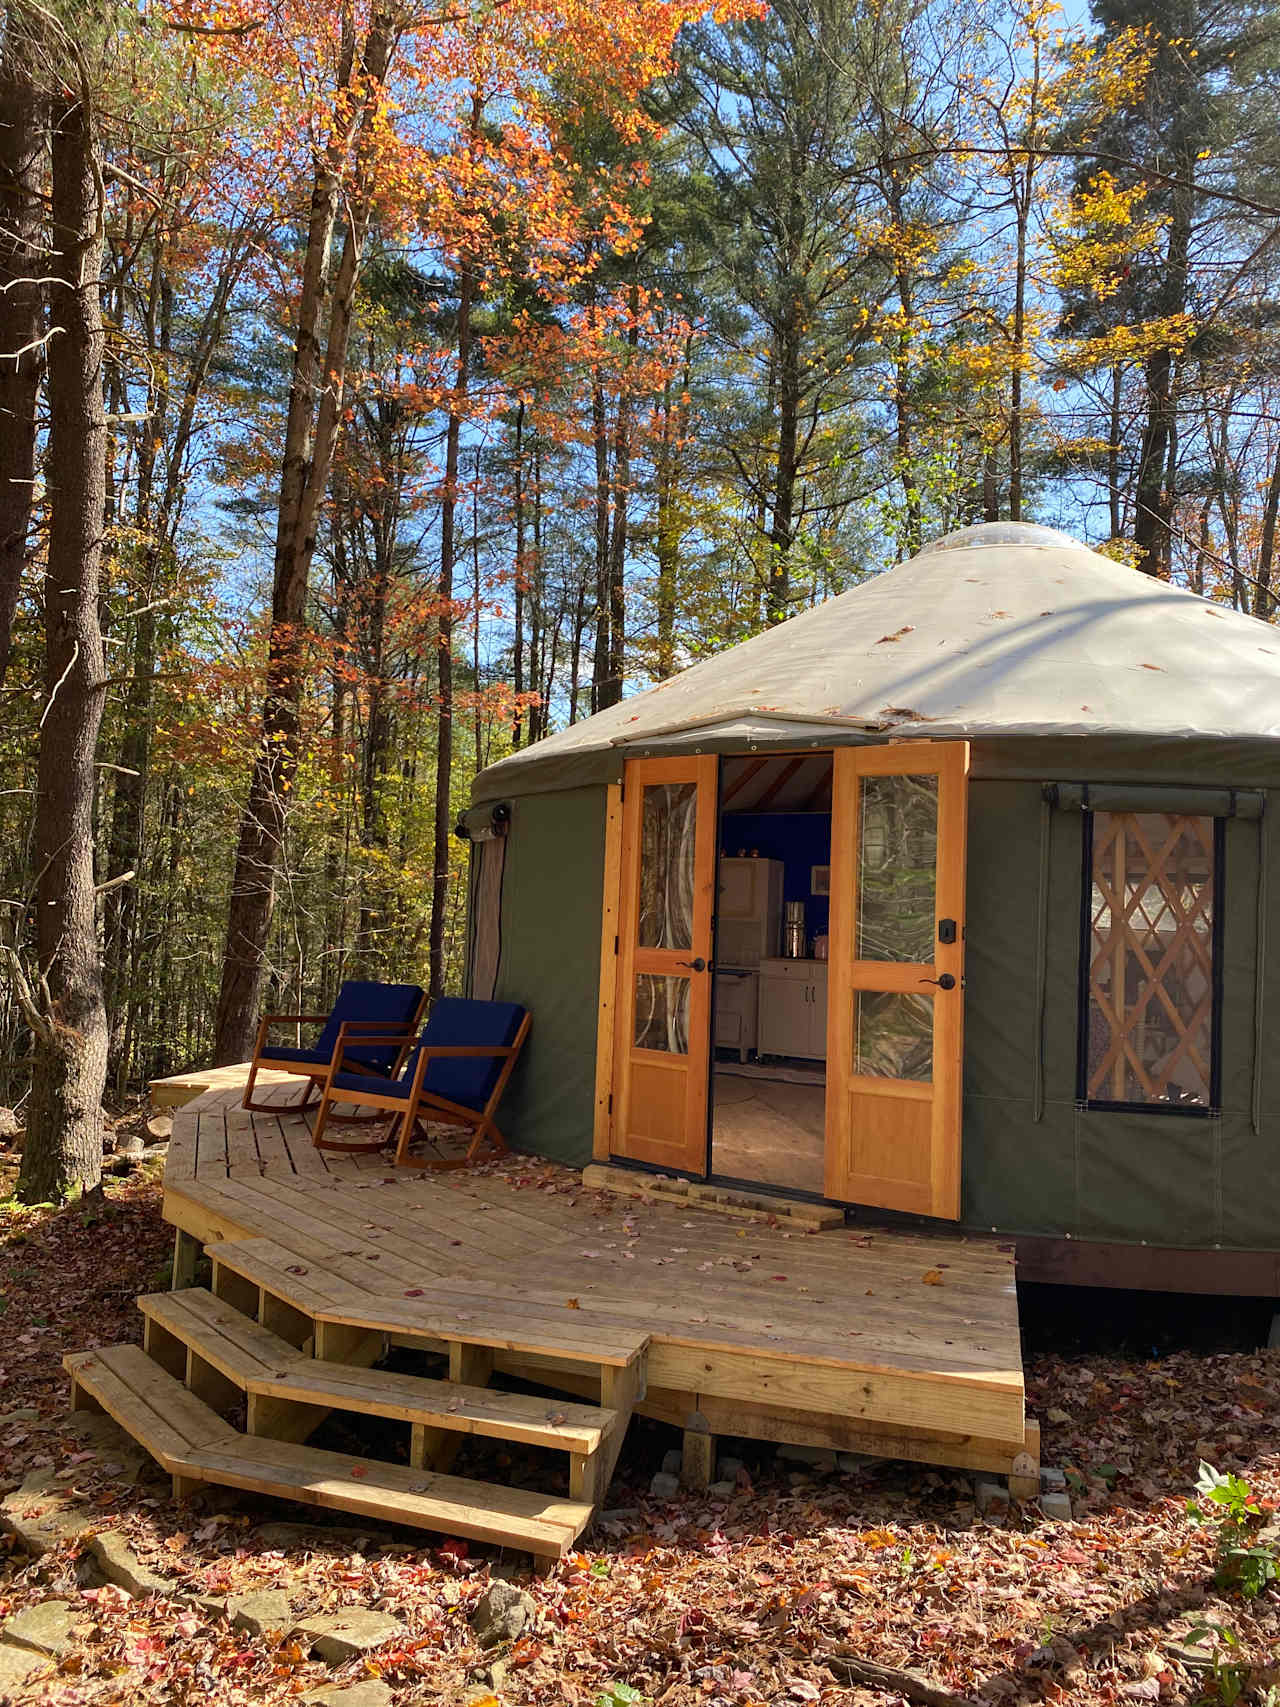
149 1074 1036 1490
711 1069 826 1193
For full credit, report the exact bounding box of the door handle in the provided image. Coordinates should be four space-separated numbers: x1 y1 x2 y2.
677 957 708 972
921 973 956 990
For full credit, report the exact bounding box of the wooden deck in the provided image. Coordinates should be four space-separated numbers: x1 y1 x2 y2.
63 1072 1038 1557
156 1079 1033 1470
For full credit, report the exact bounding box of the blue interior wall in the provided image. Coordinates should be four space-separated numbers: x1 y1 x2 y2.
720 812 832 938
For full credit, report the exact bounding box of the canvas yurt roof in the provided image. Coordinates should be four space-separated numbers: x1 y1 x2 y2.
473 522 1280 800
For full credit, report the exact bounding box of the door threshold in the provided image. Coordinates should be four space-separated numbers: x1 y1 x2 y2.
708 1171 839 1211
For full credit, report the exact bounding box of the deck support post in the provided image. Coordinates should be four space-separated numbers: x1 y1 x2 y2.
172 1227 202 1291
172 1474 202 1501
681 1411 715 1491
1007 1418 1041 1501
413 1342 496 1474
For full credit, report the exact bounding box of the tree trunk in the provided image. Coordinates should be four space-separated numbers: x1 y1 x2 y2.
17 83 108 1204
1134 169 1193 578
768 308 801 625
429 240 474 1002
212 17 393 1063
1255 438 1280 623
0 35 44 687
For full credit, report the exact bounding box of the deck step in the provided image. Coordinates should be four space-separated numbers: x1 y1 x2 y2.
139 1287 295 1383
138 1288 615 1454
180 1435 595 1557
64 1346 594 1558
210 1236 651 1367
64 1344 236 1470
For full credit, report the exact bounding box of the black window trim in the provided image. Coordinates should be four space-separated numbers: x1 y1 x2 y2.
1075 808 1225 1118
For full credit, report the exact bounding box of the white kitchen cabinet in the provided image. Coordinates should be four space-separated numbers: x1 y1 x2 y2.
714 969 758 1061
758 959 828 1060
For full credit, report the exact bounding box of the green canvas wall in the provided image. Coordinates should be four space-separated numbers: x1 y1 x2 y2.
481 754 1280 1250
489 784 607 1164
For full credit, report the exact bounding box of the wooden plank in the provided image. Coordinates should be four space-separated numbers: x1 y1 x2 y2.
138 1288 289 1381
262 1362 609 1454
62 1346 234 1469
650 1343 1023 1441
179 1436 594 1555
592 781 624 1161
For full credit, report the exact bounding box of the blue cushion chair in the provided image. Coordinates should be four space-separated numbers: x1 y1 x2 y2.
309 997 530 1167
241 981 426 1113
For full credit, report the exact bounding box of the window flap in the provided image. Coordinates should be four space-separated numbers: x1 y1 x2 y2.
1048 781 1263 820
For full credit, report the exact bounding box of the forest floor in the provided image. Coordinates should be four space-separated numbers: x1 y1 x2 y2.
1 1159 1278 1706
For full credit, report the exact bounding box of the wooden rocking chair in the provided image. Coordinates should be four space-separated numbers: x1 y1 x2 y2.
310 998 531 1167
242 981 426 1113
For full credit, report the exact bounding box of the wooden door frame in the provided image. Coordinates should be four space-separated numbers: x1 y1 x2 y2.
825 740 969 1220
594 756 718 1173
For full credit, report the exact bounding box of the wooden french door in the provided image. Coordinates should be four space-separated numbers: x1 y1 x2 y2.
609 756 718 1173
825 742 969 1219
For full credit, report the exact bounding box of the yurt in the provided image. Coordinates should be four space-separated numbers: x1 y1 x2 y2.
459 522 1280 1293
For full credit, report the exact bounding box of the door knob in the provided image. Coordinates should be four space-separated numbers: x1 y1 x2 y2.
677 957 708 972
921 973 956 990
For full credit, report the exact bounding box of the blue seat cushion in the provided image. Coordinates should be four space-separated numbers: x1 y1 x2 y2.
417 999 525 1111
298 981 424 1073
331 1069 413 1100
329 999 525 1114
260 1043 331 1068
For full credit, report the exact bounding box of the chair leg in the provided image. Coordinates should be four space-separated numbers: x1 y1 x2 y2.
466 1118 507 1164
240 1060 259 1111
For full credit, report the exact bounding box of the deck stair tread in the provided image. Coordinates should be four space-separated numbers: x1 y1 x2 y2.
63 1344 237 1469
139 1287 294 1378
65 1343 596 1557
179 1434 595 1554
137 1288 615 1453
210 1236 650 1366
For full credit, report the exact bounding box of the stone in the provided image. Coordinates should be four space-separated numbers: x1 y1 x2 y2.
302 1683 393 1707
2 1601 78 1657
298 1609 406 1664
661 1448 682 1475
255 1521 375 1552
227 1590 293 1638
0 1643 43 1692
717 1456 744 1481
0 1107 22 1141
88 1530 178 1600
708 1480 736 1499
469 1579 536 1648
777 1444 837 1471
1040 1466 1068 1492
115 1131 146 1157
1040 1491 1073 1522
649 1470 680 1499
486 1657 509 1690
837 1452 885 1474
975 1479 1010 1516
0 1469 93 1557
0 1407 40 1427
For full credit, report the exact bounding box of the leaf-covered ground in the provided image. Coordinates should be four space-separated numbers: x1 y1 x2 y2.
1 1163 1277 1706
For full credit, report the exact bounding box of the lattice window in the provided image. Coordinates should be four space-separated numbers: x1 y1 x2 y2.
1082 812 1218 1109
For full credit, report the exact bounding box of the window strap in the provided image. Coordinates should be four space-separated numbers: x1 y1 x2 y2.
1254 806 1268 1136
1033 788 1051 1122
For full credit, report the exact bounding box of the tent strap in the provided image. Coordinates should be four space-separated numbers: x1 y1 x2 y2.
1033 789 1051 1122
1254 806 1269 1136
